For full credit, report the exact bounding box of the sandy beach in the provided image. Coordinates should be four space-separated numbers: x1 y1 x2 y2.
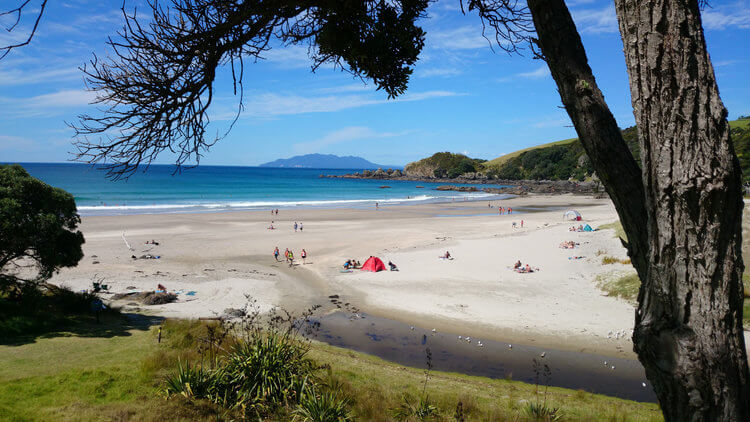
50 194 661 359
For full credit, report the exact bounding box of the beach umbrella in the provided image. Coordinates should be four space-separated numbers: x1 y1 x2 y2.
563 209 582 221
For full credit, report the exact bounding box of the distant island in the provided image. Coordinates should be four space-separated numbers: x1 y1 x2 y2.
259 153 398 169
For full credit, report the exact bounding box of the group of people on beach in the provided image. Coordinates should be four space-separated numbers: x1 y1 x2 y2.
488 203 513 215
559 240 579 249
343 259 362 269
294 222 303 232
513 260 537 273
274 246 307 266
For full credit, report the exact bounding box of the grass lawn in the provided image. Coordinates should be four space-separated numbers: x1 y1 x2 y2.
0 317 663 421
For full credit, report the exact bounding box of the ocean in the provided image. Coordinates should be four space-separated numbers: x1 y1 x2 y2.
16 163 509 216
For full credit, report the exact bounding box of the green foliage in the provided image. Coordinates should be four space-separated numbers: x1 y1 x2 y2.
164 329 317 414
405 152 485 178
730 123 750 183
294 389 352 421
484 127 639 181
393 394 438 420
0 164 84 293
525 401 564 421
314 1 430 99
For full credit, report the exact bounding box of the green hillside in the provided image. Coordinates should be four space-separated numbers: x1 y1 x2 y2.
484 137 578 168
404 152 486 178
482 117 750 182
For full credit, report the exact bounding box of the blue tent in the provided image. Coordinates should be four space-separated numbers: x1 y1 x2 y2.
582 224 594 232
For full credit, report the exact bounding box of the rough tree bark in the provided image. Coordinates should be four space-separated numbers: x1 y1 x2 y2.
614 0 750 419
526 0 749 419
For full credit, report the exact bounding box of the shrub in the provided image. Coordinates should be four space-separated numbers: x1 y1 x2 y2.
294 389 352 421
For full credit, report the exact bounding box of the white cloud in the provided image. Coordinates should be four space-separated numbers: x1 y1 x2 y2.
1 89 96 118
238 90 460 118
702 3 750 30
0 135 37 151
571 5 619 34
261 45 315 69
315 83 373 94
418 66 463 78
430 26 490 50
517 66 550 79
293 126 412 154
0 66 81 86
497 65 550 82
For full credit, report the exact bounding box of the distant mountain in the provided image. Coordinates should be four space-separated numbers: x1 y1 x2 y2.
259 154 399 169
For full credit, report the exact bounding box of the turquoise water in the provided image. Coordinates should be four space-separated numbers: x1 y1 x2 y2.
16 163 510 216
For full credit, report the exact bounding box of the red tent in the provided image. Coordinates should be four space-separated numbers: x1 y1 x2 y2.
361 256 386 272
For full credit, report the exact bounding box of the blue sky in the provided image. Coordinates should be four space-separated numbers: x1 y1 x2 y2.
1 0 749 167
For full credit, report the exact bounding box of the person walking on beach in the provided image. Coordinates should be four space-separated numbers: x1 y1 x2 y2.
301 249 307 264
288 250 294 267
294 222 298 232
284 248 290 263
273 246 280 261
299 223 303 231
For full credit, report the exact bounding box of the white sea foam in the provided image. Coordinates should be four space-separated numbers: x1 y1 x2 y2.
76 192 500 215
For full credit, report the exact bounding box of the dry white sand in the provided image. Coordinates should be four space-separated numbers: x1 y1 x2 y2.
52 194 722 359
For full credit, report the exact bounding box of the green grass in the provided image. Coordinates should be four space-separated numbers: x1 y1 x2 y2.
482 137 578 168
601 256 631 265
730 117 750 130
597 221 628 242
596 273 641 304
0 318 664 421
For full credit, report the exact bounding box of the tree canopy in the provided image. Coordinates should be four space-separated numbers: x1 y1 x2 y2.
0 165 85 295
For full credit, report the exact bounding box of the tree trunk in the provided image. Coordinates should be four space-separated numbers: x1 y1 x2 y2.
525 0 650 282
613 0 750 419
526 0 750 418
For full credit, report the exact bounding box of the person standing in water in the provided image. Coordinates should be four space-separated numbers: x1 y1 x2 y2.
375 202 379 210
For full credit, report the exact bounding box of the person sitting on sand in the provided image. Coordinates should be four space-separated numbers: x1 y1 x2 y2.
514 260 522 269
388 261 398 271
343 260 352 269
440 251 452 259
354 260 361 268
268 221 275 230
157 283 167 292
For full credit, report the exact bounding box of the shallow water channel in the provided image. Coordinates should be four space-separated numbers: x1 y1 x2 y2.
309 311 657 403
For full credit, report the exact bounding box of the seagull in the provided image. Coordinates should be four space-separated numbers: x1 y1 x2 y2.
642 382 647 387
540 352 546 358
410 326 414 330
458 335 462 340
611 366 615 370
604 361 607 366
431 328 437 333
508 344 512 349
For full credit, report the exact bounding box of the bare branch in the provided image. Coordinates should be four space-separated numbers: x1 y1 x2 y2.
0 0 48 60
460 0 533 55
